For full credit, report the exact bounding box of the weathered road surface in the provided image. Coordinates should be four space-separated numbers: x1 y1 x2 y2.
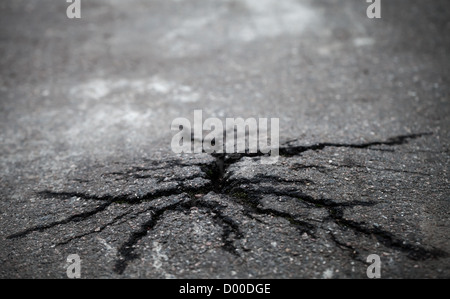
1 0 449 278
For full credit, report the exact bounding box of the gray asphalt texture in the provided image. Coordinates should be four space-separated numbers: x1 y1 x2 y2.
0 0 449 278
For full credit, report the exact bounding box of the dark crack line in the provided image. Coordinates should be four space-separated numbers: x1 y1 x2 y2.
228 185 374 239
328 232 367 266
227 184 376 209
101 160 186 177
37 183 210 204
8 132 446 275
226 183 447 262
279 133 432 157
114 202 180 275
114 198 243 274
8 182 212 240
251 174 314 185
100 159 209 179
194 200 243 256
243 205 316 237
54 206 138 246
7 202 112 239
327 207 448 261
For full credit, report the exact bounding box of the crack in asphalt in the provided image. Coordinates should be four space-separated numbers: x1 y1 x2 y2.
279 132 433 157
114 198 242 274
6 202 112 239
330 210 448 261
7 132 447 274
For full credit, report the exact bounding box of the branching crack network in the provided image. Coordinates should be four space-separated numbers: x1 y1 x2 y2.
7 132 447 274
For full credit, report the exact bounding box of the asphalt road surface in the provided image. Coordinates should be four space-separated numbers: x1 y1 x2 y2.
0 0 449 278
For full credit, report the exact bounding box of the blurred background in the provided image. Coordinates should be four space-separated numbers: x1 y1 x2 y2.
1 0 449 162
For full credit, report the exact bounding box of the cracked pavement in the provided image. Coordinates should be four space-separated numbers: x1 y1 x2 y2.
1 0 449 278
